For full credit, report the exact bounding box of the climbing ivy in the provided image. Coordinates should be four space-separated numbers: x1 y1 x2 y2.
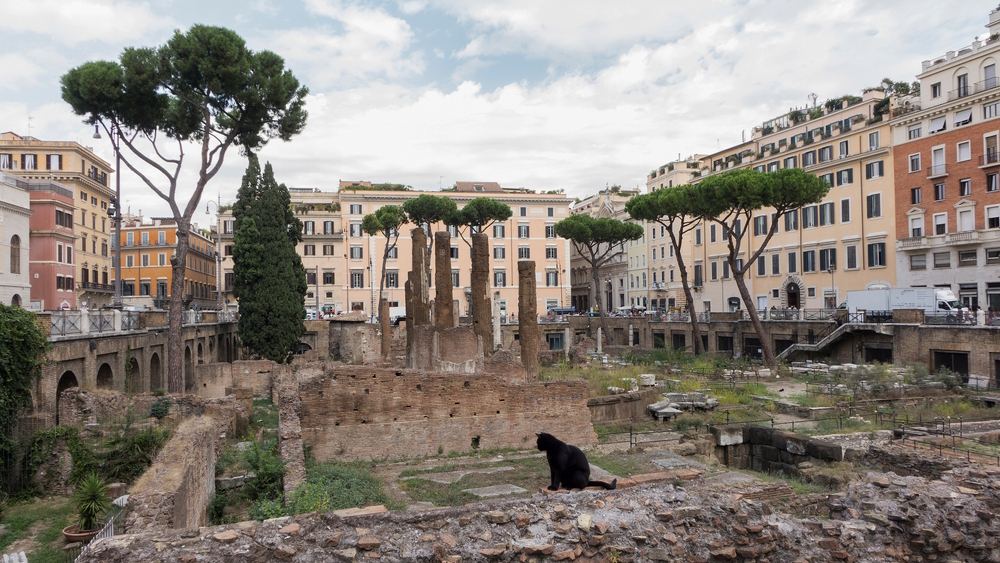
0 303 49 455
24 426 96 495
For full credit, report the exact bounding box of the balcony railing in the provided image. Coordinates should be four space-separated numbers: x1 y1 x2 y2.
947 85 971 101
927 164 947 177
975 77 999 95
946 230 978 244
980 149 999 167
899 236 926 248
79 281 115 292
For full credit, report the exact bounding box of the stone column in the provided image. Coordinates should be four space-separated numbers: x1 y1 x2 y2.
564 327 571 360
404 279 414 346
410 228 430 327
379 298 390 360
471 233 492 356
597 328 602 354
492 291 502 351
434 231 454 333
518 261 539 381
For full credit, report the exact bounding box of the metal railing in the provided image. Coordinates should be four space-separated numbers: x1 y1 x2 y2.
68 498 126 563
88 310 114 333
928 164 947 177
50 311 82 336
979 149 999 166
78 281 114 292
947 85 971 101
121 311 140 331
924 312 978 326
975 77 999 95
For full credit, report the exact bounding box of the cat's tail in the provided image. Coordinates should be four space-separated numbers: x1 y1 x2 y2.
588 479 617 490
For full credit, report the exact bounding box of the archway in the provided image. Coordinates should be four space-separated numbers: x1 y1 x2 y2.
227 336 234 362
56 371 79 425
209 338 215 361
127 357 142 394
219 337 227 363
96 363 113 389
184 346 194 392
197 342 203 365
149 353 161 392
787 283 801 309
11 294 21 307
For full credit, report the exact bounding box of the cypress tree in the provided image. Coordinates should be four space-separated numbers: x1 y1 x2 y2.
232 156 307 362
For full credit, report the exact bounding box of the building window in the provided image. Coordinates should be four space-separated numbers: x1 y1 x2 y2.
9 235 20 274
869 131 880 149
911 187 922 204
710 261 718 280
864 161 883 180
546 246 557 259
803 205 818 228
959 250 977 266
787 251 797 274
494 271 506 287
990 173 1000 192
910 254 926 270
322 244 335 256
767 162 779 172
839 140 849 158
388 246 397 259
547 207 554 217
324 221 335 234
223 220 234 234
988 206 1000 229
349 222 362 237
323 272 335 285
695 228 702 245
868 242 887 267
866 193 882 218
934 213 947 235
756 256 766 276
452 271 460 287
768 253 779 275
722 260 730 279
908 125 922 140
986 101 1000 119
493 224 505 238
518 246 530 259
803 250 816 273
933 251 951 268
545 225 556 238
304 221 314 235
450 245 459 259
710 224 717 243
819 248 836 271
158 253 166 266
784 156 797 169
304 245 315 256
350 204 362 215
932 82 941 97
988 248 1000 264
818 146 833 162
141 254 149 267
841 199 851 223
909 154 921 172
546 271 558 286
350 245 362 259
957 141 972 161
306 272 317 286
802 151 816 166
846 245 857 270
518 225 529 238
494 246 505 259
819 202 835 226
960 178 972 196
351 271 364 288
519 206 527 217
126 254 134 268
753 215 767 236
910 216 923 237
784 209 798 231
934 183 946 201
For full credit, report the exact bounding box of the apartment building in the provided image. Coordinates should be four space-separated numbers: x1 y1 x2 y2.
27 179 77 311
626 217 648 309
0 173 32 307
892 7 1000 311
568 189 635 313
219 181 572 317
116 217 218 310
0 132 115 308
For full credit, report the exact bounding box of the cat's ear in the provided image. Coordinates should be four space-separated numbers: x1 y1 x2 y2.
535 433 540 437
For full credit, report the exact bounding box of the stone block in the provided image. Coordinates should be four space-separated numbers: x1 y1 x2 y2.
754 444 780 462
746 425 773 446
807 440 844 462
785 434 809 456
711 425 745 446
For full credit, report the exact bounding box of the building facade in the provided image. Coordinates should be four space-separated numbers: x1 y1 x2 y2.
116 217 218 310
0 173 32 307
218 181 572 318
892 8 1000 311
0 132 115 308
27 179 77 311
568 189 635 313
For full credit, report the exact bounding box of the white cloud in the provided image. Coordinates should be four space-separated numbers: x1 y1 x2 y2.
0 53 50 89
399 0 427 14
0 0 168 45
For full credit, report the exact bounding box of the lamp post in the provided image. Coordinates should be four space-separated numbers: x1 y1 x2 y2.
827 264 837 310
95 124 122 308
205 197 224 311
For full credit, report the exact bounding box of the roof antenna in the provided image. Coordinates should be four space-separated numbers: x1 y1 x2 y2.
808 93 818 108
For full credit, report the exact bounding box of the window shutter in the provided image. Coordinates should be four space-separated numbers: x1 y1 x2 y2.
865 163 871 180
877 161 884 177
847 169 853 183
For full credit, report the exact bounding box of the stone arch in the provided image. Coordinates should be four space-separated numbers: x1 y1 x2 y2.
208 338 215 360
56 371 78 425
197 342 204 365
227 336 234 362
96 363 113 390
184 346 194 392
149 353 162 392
127 354 142 394
11 294 21 307
780 275 806 309
218 337 226 363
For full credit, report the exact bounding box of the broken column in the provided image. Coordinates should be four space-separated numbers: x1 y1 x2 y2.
434 231 454 333
492 291 502 351
409 227 430 327
471 233 492 356
518 260 539 382
380 298 390 360
404 279 414 346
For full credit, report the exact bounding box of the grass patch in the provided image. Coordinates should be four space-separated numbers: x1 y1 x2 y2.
399 456 549 507
594 420 664 442
250 398 279 433
0 497 75 562
586 452 660 477
290 460 404 514
539 365 652 397
745 470 828 495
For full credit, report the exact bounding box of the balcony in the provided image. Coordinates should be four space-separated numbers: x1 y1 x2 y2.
927 164 948 179
946 230 979 245
79 281 114 292
980 149 1000 168
898 236 926 249
947 85 971 102
976 77 1000 95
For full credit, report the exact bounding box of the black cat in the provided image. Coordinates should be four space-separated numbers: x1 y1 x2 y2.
536 432 617 491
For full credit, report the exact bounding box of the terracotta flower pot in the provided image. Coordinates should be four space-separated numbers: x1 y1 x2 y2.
62 524 99 543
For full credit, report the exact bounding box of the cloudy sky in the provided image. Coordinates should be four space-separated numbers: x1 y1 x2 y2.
0 0 995 223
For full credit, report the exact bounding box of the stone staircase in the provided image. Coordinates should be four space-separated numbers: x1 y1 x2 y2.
777 323 884 360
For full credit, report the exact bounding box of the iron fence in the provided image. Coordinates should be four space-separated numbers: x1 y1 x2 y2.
88 310 114 333
50 311 83 336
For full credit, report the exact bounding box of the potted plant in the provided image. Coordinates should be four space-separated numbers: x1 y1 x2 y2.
63 472 111 543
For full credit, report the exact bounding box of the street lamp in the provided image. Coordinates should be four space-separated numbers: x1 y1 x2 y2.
205 197 224 311
94 124 122 308
827 264 837 310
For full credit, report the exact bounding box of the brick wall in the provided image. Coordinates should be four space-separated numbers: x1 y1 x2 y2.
295 366 596 461
231 360 276 398
587 388 661 424
192 363 233 398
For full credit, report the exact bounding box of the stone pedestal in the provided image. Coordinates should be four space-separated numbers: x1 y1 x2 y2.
471 233 492 356
518 261 539 382
434 231 454 333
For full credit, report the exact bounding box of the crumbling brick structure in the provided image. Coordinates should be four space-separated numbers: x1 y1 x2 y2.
471 233 492 356
433 231 454 333
518 261 539 382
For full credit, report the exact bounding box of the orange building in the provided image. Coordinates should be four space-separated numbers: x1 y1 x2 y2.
116 217 218 310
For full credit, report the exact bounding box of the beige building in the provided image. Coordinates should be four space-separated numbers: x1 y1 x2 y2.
219 181 572 318
568 188 637 313
0 131 115 308
644 90 898 320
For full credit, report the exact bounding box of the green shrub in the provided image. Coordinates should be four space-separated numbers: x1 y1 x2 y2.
73 472 110 531
673 415 703 431
150 399 171 419
240 438 284 502
248 498 284 521
288 461 396 514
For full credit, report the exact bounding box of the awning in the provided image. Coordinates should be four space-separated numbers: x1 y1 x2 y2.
929 116 947 133
955 109 973 126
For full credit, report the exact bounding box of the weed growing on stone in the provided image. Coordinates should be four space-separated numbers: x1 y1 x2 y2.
290 460 403 513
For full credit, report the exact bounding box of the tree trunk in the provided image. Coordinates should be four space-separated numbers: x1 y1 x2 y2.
591 266 610 345
732 268 777 371
168 223 189 394
677 260 703 354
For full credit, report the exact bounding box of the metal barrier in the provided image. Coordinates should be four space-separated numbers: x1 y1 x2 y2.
70 496 127 562
88 310 114 333
50 311 83 336
121 311 140 331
